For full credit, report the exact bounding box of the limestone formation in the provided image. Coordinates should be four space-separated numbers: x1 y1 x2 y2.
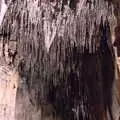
0 0 120 120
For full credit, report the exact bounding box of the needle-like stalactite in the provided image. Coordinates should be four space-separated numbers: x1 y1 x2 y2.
0 0 119 120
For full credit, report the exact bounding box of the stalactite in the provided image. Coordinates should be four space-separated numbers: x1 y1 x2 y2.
0 0 119 120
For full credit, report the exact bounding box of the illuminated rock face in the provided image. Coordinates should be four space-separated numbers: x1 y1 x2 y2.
0 65 19 120
0 39 19 120
0 0 7 26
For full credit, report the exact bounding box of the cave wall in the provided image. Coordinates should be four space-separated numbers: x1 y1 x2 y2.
0 0 120 120
0 39 19 120
0 63 19 120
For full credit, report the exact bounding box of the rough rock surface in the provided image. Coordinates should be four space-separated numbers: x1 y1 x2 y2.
0 65 19 120
0 0 120 120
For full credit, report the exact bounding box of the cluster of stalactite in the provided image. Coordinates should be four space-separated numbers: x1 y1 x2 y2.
0 0 117 120
1 0 114 52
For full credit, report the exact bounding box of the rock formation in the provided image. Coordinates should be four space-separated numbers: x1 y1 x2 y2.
0 0 120 120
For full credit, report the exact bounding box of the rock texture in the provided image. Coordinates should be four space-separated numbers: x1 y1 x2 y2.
0 65 19 120
0 39 19 120
0 0 8 25
0 0 120 120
